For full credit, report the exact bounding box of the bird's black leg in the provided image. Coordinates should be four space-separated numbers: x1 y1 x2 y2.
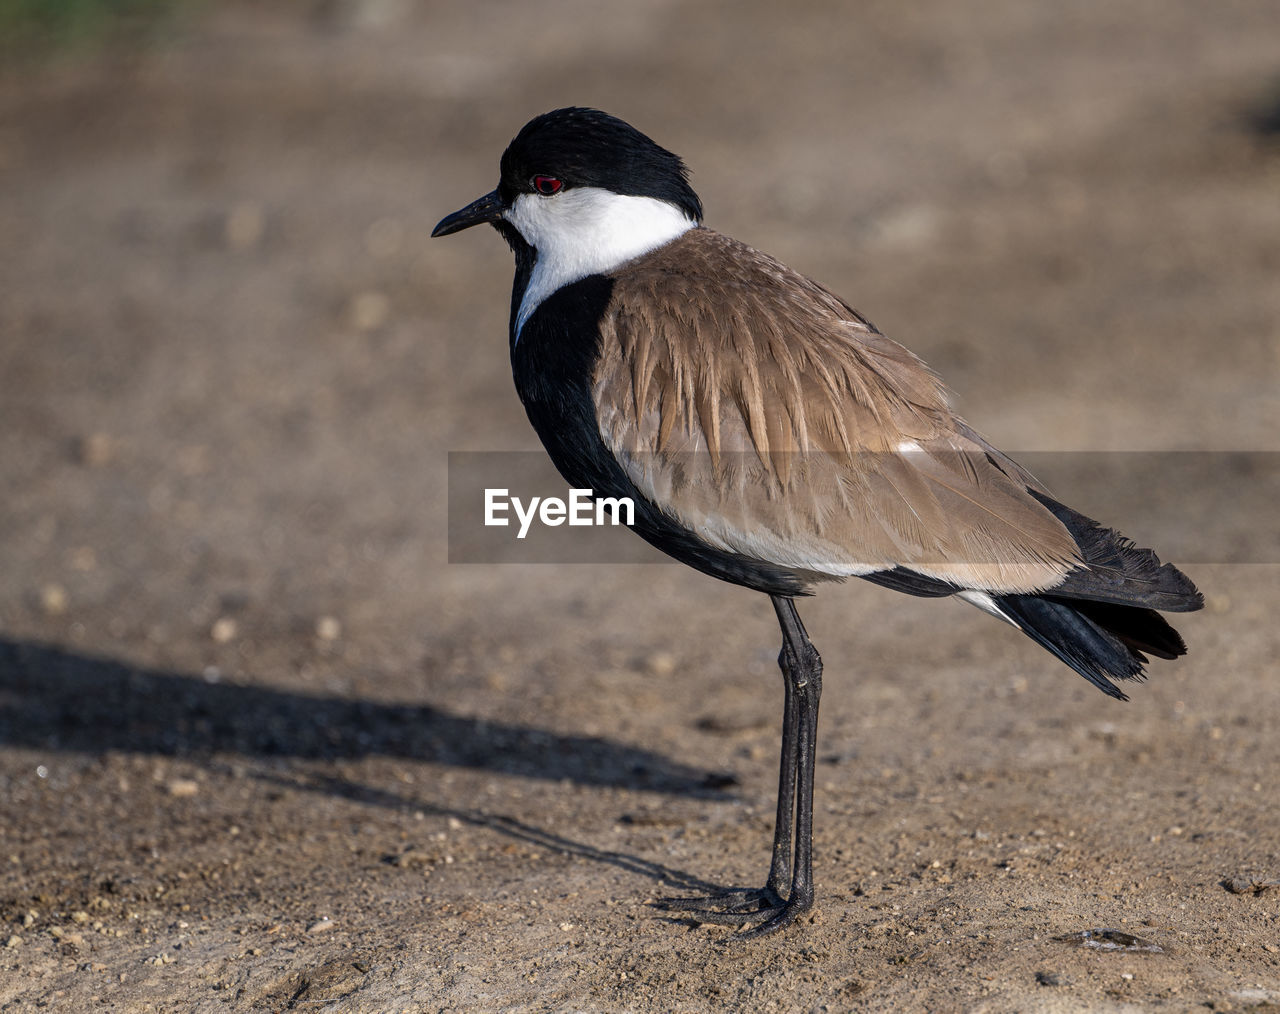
764 639 799 897
742 594 823 936
658 595 823 937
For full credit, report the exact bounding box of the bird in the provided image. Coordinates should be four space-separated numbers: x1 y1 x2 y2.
431 107 1203 937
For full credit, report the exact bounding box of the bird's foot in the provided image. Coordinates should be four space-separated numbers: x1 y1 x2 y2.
655 885 811 938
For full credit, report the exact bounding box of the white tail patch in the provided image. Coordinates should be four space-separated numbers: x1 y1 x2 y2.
958 589 1021 630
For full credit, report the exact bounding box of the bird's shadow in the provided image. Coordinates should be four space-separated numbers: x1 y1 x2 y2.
248 765 729 896
0 637 737 892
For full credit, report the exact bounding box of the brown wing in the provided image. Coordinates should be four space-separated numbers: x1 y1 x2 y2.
592 228 1082 594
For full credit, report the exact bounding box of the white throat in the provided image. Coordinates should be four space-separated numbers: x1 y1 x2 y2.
504 188 696 339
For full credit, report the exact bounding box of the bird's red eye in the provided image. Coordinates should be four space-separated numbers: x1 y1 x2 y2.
532 175 563 196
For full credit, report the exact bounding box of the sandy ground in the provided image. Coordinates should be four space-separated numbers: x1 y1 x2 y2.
2 1 1279 1010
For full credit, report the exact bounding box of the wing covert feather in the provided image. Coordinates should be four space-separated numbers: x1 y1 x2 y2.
593 228 1081 593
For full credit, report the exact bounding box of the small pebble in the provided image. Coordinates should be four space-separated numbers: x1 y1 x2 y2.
645 651 676 676
72 433 114 467
167 779 199 798
315 616 342 641
210 617 238 643
39 584 68 616
1224 877 1280 896
348 291 390 331
387 848 431 869
4 935 21 949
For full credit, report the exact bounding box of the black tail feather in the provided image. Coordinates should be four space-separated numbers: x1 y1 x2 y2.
1027 489 1204 613
986 489 1202 697
864 487 1202 698
995 594 1150 700
1060 598 1187 661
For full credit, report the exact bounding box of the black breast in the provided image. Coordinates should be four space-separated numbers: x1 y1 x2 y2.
510 274 809 596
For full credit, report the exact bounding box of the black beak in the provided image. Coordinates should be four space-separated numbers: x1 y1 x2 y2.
431 189 505 237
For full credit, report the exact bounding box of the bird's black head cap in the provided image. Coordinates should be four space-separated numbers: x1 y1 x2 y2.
498 107 703 222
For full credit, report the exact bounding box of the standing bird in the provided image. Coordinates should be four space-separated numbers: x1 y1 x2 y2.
432 107 1203 937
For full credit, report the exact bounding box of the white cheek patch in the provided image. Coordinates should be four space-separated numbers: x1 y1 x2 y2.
505 188 696 339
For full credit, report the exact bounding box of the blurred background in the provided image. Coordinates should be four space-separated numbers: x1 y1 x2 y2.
1 1 1278 1010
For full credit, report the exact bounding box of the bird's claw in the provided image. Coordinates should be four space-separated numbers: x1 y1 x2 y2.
654 885 809 937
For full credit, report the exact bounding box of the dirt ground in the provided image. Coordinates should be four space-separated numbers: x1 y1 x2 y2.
2 1 1279 1010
